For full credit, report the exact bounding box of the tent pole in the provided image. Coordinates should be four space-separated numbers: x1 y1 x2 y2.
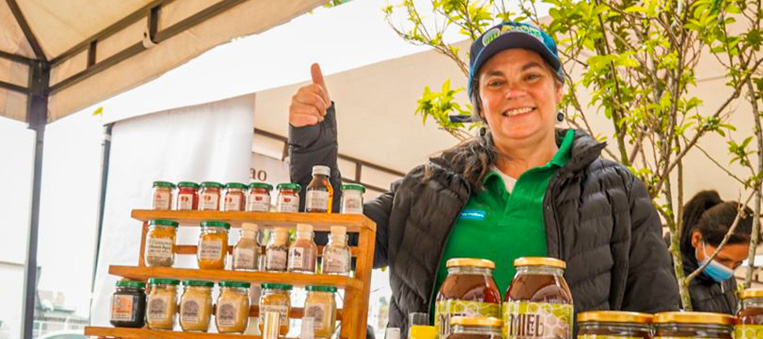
91 123 114 291
21 61 50 339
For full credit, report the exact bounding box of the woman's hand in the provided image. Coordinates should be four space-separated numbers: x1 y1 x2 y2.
289 63 332 127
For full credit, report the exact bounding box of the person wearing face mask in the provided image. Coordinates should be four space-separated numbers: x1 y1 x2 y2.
679 190 756 313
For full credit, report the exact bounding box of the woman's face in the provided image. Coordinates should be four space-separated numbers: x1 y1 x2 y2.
477 48 562 148
692 231 750 269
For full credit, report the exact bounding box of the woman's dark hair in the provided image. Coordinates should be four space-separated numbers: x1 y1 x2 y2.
680 190 756 253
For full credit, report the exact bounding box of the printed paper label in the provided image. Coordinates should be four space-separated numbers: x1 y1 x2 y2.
233 248 256 270
201 193 218 210
502 301 573 339
278 195 300 212
177 193 194 210
147 238 173 260
153 191 171 210
435 300 500 337
199 239 223 261
248 193 270 212
111 294 136 322
305 191 329 211
266 250 287 271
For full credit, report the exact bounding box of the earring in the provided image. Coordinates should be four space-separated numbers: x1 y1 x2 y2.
556 111 565 123
479 127 487 137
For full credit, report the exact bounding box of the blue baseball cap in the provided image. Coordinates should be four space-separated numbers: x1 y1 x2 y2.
467 22 563 96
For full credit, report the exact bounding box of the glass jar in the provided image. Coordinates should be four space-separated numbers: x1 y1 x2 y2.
233 223 260 271
436 258 501 338
447 316 503 339
288 224 318 273
248 182 273 212
110 280 146 328
276 183 301 213
152 181 175 210
578 311 653 339
340 184 365 214
199 181 223 211
306 165 333 213
179 280 214 332
654 312 733 339
266 228 290 272
144 220 178 267
146 278 179 330
224 182 247 211
504 257 573 339
304 285 338 338
737 288 763 339
176 182 200 210
197 221 229 270
216 281 251 334
322 225 351 275
259 283 293 336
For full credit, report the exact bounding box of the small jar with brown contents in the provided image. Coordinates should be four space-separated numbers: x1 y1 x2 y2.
197 221 229 270
305 165 333 213
447 316 503 339
110 280 146 328
179 280 214 332
265 228 290 272
504 257 573 339
578 311 653 339
146 278 180 330
199 181 223 211
304 285 338 338
224 182 247 211
176 182 200 210
144 220 178 267
654 312 733 339
276 183 301 212
288 224 317 273
247 182 273 212
216 281 251 334
738 289 763 338
435 258 501 338
259 283 292 336
232 223 260 271
152 181 175 210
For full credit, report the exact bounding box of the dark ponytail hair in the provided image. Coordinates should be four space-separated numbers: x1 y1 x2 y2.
679 190 756 254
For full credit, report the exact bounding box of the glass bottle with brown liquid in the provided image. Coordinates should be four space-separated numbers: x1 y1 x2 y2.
305 165 333 213
503 257 573 339
736 289 763 339
435 258 502 338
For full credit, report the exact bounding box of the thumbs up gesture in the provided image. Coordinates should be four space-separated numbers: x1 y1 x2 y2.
289 63 332 127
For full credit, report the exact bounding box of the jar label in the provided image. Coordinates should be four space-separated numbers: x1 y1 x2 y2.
323 250 350 274
435 300 501 337
306 190 329 211
260 304 289 328
278 194 300 212
305 302 328 331
266 249 287 270
502 301 573 339
289 247 309 270
147 294 171 321
224 194 243 211
248 193 270 212
111 294 136 322
580 336 643 339
177 193 194 210
199 239 223 261
341 196 363 214
737 325 763 339
153 191 171 210
217 300 240 327
233 248 256 270
180 298 201 324
147 237 173 261
201 193 219 210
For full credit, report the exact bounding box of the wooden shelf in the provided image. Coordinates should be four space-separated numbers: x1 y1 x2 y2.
84 326 298 339
109 265 363 290
131 210 376 232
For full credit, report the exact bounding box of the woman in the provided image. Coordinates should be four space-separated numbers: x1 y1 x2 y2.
680 190 755 313
288 22 679 333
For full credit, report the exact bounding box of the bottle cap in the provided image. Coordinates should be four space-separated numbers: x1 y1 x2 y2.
297 224 313 233
242 223 259 232
312 165 330 176
330 225 346 235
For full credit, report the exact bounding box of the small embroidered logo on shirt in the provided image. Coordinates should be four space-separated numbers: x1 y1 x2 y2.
459 209 487 220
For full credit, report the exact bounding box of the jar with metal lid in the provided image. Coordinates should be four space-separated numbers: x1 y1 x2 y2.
144 220 178 267
653 312 733 339
435 258 502 338
340 184 365 214
176 182 200 210
110 280 146 328
224 182 247 211
248 182 273 212
737 288 763 339
179 280 214 332
504 257 573 339
152 181 175 210
197 221 229 269
216 281 251 334
146 278 180 330
199 181 223 211
578 311 653 339
304 285 338 338
276 183 301 212
259 283 293 336
447 316 503 339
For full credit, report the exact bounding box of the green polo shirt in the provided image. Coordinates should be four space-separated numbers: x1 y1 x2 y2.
430 129 575 318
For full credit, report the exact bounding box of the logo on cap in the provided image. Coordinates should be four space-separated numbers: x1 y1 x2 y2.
482 23 545 48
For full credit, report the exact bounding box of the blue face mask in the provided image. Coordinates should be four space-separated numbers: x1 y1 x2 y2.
698 242 735 282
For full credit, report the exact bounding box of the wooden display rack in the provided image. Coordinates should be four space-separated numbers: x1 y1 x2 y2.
85 209 377 339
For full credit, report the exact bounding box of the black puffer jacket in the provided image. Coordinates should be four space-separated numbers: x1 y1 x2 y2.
289 105 680 335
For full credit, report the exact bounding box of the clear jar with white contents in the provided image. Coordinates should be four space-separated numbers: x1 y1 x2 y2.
340 184 365 214
266 228 290 272
233 223 260 271
322 225 352 275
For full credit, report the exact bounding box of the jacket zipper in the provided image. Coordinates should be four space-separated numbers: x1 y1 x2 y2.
426 196 468 322
546 172 566 261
